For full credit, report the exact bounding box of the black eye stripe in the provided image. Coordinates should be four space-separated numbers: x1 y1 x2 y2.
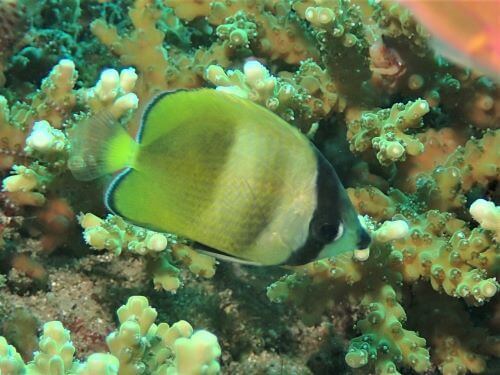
283 148 345 266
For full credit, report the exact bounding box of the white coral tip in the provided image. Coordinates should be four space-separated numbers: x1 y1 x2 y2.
243 60 269 84
112 93 139 115
25 120 66 153
146 233 168 251
353 248 370 261
376 220 409 242
469 198 500 237
470 198 493 219
58 59 75 71
97 69 120 101
26 121 54 151
119 68 138 93
386 141 405 159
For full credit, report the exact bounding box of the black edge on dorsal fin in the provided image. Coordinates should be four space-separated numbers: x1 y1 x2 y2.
137 88 192 143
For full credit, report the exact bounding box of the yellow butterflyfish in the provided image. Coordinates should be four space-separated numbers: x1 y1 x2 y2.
68 89 370 265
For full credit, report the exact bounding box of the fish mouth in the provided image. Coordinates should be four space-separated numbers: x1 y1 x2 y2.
357 228 372 249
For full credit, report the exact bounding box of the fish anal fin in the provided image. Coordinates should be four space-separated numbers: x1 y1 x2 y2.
194 242 263 266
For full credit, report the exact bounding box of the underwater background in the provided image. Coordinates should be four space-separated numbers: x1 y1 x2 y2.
0 0 498 374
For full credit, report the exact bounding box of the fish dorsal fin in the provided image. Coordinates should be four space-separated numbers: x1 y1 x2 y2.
137 89 252 146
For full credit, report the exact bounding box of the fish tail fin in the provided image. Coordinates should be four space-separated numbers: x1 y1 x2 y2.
68 111 139 181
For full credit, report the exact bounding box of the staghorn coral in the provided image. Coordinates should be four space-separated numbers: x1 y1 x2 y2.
1 61 138 211
268 199 498 373
414 129 499 212
347 99 429 166
91 0 172 100
166 0 319 64
215 11 258 50
292 0 372 103
80 213 216 293
0 296 221 374
0 60 79 174
408 282 499 375
206 59 345 133
0 1 498 374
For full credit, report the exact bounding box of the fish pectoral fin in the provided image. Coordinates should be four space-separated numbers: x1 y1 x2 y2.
193 242 263 266
68 110 138 181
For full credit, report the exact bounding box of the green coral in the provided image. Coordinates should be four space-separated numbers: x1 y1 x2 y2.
215 11 258 49
27 321 77 374
0 336 25 374
345 285 431 374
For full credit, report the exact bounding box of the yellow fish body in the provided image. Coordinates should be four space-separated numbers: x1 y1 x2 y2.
69 89 370 265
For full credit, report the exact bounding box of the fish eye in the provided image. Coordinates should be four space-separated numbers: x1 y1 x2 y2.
316 222 343 242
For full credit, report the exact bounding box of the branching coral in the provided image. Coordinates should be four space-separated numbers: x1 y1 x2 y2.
0 60 78 174
206 59 344 132
80 213 216 293
166 0 318 64
267 225 433 374
345 284 431 374
1 61 138 211
269 186 498 373
0 296 221 375
0 1 498 374
91 0 252 103
292 0 371 102
215 11 258 50
91 0 171 99
347 99 429 165
371 0 430 55
407 282 500 375
414 129 499 212
394 210 497 303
